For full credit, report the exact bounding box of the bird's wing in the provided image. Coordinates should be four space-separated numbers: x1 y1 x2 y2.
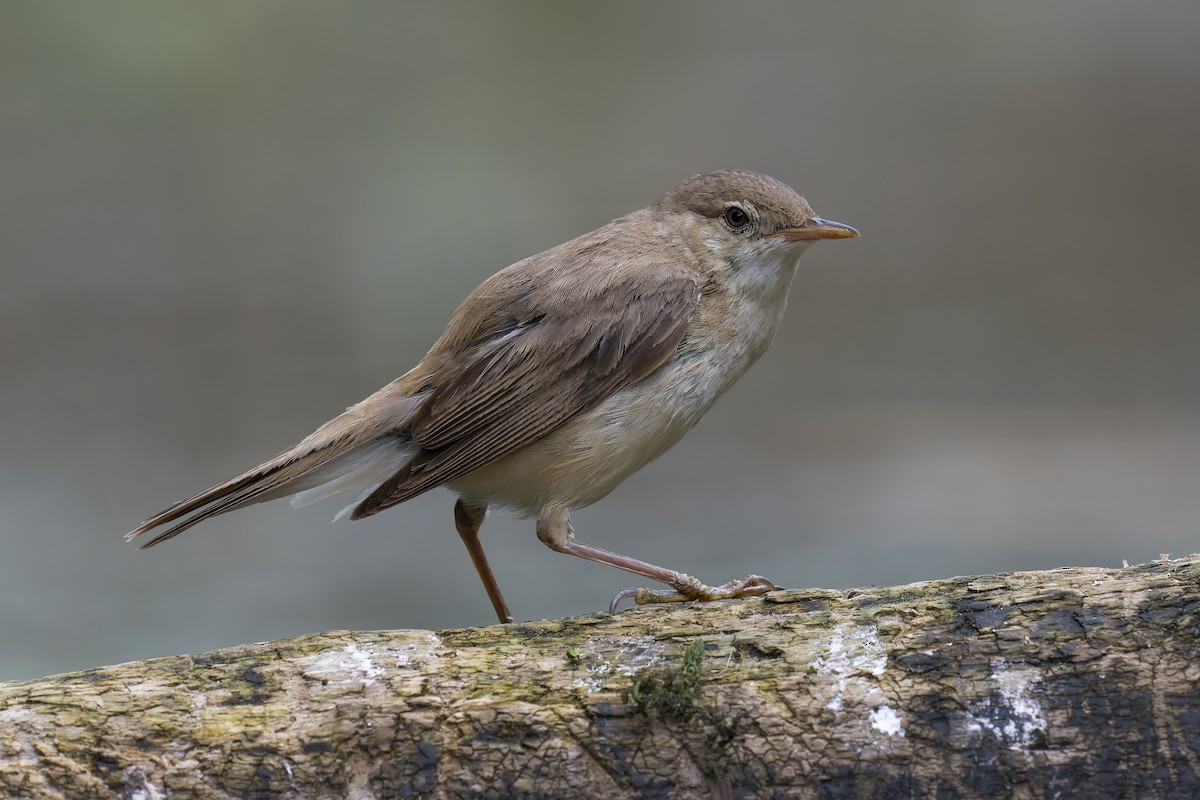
352 265 700 517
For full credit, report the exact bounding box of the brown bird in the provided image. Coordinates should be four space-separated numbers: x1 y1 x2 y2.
127 170 858 623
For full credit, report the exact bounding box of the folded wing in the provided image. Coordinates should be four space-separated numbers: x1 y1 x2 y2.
353 267 700 517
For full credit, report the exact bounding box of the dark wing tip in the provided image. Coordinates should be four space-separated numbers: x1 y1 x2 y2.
350 462 413 520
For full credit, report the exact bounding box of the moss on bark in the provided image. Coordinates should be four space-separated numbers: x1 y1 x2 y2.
2 556 1199 798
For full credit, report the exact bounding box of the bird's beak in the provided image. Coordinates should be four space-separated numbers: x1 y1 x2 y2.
776 217 860 241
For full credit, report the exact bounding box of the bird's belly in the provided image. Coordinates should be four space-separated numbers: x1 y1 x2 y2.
448 345 752 514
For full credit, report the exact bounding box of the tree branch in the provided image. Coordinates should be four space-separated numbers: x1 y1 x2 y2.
3 557 1199 799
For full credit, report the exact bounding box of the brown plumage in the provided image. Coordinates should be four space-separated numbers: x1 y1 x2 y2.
127 170 858 622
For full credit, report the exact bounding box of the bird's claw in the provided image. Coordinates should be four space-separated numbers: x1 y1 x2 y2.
608 574 779 613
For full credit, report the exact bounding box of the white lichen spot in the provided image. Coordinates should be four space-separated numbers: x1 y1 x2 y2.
388 634 442 667
300 642 391 686
994 662 1048 742
569 671 605 694
343 643 385 679
122 767 166 800
0 707 39 766
964 659 1048 751
810 622 889 712
282 759 299 791
302 635 444 685
869 703 905 736
124 680 162 696
568 635 664 694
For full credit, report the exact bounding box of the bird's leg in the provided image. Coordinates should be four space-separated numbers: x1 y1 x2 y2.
535 507 778 614
606 576 777 613
454 499 514 624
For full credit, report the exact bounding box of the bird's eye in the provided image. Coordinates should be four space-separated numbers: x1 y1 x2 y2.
722 205 751 232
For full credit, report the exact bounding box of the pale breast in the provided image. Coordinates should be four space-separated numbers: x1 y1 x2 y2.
447 350 726 513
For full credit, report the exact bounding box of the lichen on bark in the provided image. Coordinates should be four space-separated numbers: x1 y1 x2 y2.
2 556 1199 799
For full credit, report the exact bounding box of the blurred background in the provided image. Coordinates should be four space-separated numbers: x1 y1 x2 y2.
2 1 1198 681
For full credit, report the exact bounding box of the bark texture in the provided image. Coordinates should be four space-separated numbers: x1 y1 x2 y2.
2 557 1199 799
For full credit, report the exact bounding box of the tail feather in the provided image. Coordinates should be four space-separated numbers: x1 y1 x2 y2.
126 395 423 547
128 473 289 548
126 442 345 548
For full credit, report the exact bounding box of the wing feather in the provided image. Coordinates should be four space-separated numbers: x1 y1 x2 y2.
352 271 699 517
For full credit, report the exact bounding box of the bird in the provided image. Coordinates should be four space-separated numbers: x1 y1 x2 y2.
127 169 858 624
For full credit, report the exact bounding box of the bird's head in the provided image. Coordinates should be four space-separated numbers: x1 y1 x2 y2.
654 169 858 282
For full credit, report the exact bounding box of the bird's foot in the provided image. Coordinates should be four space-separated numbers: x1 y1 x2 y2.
608 574 778 613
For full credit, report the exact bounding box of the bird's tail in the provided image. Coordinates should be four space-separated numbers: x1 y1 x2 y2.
125 400 419 548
